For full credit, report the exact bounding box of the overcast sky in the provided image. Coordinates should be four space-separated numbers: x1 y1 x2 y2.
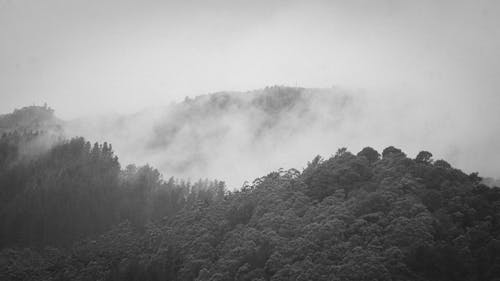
2 0 500 180
1 0 499 118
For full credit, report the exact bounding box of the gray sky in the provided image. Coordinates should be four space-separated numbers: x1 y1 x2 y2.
1 0 499 118
1 0 500 180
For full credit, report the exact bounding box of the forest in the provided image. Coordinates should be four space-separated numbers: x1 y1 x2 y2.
1 105 500 281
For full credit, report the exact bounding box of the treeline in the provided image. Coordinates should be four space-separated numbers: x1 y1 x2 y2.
0 134 226 249
1 138 500 281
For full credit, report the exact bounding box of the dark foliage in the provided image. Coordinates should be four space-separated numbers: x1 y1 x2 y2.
0 135 226 250
415 151 433 164
357 146 380 164
1 141 500 281
382 146 406 158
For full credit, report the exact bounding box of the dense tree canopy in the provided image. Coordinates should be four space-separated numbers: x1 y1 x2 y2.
415 151 433 164
0 134 226 250
1 139 499 281
357 146 380 164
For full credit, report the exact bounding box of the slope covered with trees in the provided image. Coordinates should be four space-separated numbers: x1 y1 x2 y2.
0 104 62 135
0 136 225 249
1 137 499 281
0 105 226 252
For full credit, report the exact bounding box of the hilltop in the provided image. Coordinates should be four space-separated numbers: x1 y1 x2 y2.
0 104 62 135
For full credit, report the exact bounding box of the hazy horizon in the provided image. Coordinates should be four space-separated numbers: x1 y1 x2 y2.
3 85 499 188
1 0 500 185
1 0 499 117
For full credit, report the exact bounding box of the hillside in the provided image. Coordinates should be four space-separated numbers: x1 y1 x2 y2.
0 104 62 135
0 105 64 166
1 138 499 281
0 93 499 281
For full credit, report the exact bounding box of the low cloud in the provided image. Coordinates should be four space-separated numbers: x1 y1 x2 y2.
63 86 500 188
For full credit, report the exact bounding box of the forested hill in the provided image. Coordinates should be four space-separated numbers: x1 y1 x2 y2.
1 135 499 280
0 104 62 135
0 105 64 166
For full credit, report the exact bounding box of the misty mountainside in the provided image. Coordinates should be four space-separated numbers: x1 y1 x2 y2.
0 105 64 164
1 124 500 281
0 104 62 135
1 89 499 281
63 85 500 187
6 86 494 188
66 86 356 186
483 177 500 188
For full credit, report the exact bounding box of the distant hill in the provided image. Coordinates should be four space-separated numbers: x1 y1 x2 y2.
149 86 351 148
0 105 64 162
66 86 354 186
0 104 62 135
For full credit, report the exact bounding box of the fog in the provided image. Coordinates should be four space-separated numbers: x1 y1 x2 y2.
1 0 500 186
65 86 499 188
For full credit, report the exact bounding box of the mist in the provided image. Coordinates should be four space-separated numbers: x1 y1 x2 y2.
2 0 500 185
3 2 500 279
64 86 500 188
